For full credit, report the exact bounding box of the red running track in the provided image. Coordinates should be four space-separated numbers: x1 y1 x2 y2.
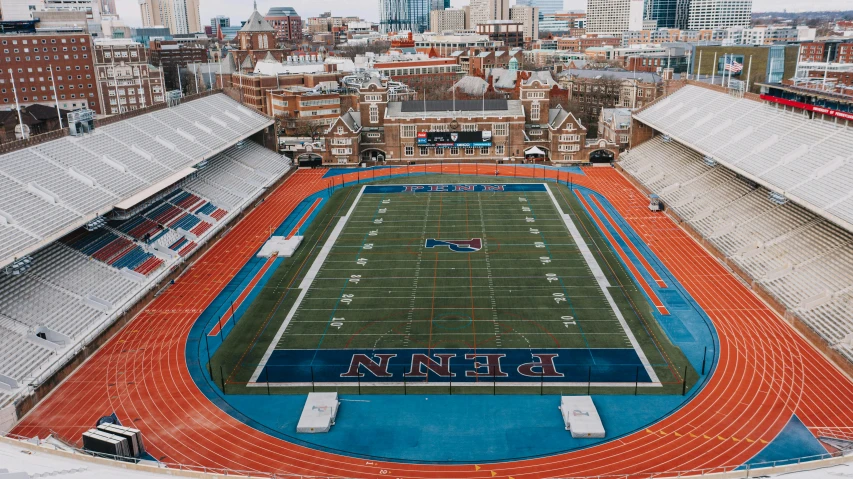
13 165 853 478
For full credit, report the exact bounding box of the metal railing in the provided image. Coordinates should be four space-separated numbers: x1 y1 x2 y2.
2 431 852 479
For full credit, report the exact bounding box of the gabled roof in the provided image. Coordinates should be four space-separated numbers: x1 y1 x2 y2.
240 9 275 33
490 68 518 89
449 76 489 96
522 70 558 87
241 54 254 69
329 109 361 134
548 106 585 130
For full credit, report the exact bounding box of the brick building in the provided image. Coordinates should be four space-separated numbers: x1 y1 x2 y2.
265 7 302 43
93 38 165 115
148 39 208 91
0 32 100 114
477 21 525 49
267 85 345 135
319 73 616 165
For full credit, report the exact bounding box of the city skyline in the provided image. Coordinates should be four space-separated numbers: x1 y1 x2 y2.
115 0 851 29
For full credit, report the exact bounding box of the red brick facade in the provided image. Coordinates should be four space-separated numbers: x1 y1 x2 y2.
0 33 100 114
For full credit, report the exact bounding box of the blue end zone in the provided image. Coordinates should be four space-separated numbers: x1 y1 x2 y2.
363 183 547 194
258 348 652 384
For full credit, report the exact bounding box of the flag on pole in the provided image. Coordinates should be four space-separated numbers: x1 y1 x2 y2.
724 59 743 73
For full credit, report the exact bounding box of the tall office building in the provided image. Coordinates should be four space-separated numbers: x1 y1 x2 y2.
644 0 689 29
515 0 563 17
468 0 510 28
211 15 230 29
100 0 115 15
430 8 466 32
586 0 644 34
0 0 43 21
687 0 751 29
431 0 450 9
139 0 202 34
510 5 539 41
379 0 432 33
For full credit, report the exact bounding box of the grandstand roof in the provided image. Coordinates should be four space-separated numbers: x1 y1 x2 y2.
634 84 853 234
0 93 272 270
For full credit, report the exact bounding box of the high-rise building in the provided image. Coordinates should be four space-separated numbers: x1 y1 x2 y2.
0 0 43 21
510 5 539 41
211 15 230 29
430 8 466 32
138 0 202 34
515 0 563 17
468 0 510 28
687 0 751 29
265 7 301 42
586 0 644 34
0 31 101 112
379 0 431 33
643 0 689 29
430 0 450 9
100 0 115 15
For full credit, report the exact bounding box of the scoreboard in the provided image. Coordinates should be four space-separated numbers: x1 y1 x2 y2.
417 131 492 148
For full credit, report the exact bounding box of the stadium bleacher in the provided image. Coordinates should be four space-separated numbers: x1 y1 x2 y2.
635 85 853 231
0 96 290 407
622 131 853 363
0 93 272 272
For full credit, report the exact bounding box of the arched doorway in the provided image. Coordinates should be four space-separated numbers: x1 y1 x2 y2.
361 149 386 163
297 153 323 168
589 149 615 164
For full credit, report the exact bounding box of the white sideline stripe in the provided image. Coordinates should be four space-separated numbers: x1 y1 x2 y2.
544 183 661 385
250 185 367 382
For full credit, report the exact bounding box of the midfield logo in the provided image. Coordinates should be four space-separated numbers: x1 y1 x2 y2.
425 238 482 252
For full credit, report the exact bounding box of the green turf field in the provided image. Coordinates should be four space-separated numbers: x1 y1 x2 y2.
211 175 696 395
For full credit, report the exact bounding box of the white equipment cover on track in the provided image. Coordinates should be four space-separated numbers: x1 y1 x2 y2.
560 396 605 438
296 392 340 433
257 236 302 258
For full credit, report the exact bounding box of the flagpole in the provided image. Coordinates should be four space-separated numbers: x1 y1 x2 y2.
49 64 63 128
9 69 25 139
697 51 702 81
746 55 753 93
711 52 717 85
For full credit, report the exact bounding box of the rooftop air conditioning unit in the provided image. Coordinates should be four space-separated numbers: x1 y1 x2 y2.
702 156 717 167
662 135 672 143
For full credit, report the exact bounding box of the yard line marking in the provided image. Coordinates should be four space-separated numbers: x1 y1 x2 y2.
250 185 366 382
544 183 661 385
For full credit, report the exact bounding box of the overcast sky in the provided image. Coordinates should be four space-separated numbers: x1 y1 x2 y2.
115 0 851 28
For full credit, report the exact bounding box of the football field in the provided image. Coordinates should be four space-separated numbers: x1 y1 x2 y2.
214 179 695 393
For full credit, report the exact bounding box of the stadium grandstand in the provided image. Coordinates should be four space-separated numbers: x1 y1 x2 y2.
623 83 853 366
6 81 853 479
0 91 291 409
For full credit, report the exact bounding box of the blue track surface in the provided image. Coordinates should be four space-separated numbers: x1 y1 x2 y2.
184 175 730 463
742 415 828 468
